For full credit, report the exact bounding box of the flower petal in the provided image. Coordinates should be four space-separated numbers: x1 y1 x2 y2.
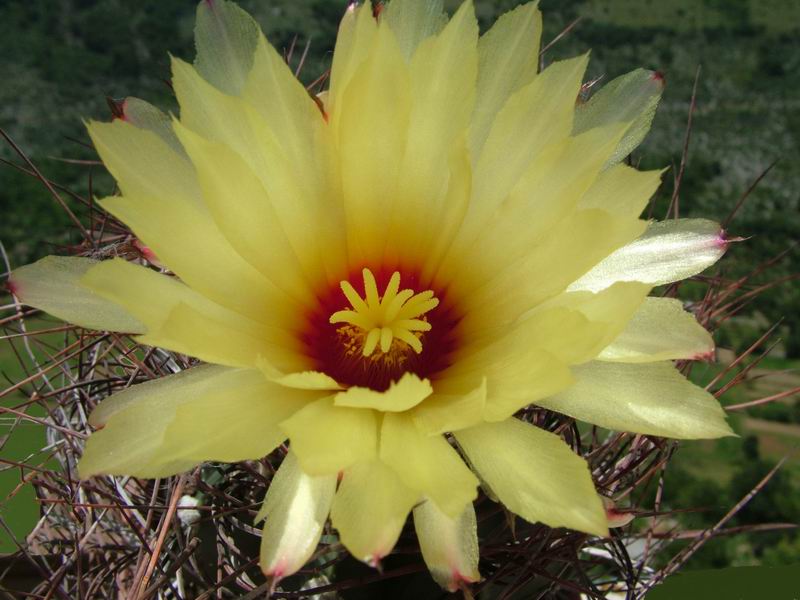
459 209 647 329
574 69 664 166
411 379 487 435
173 57 347 283
538 361 734 439
328 3 377 126
333 372 432 412
413 499 480 592
470 53 588 217
193 0 259 95
381 413 478 517
173 122 315 305
120 97 184 154
330 459 418 566
88 363 227 428
525 281 652 362
384 1 477 264
257 358 342 391
81 259 300 370
256 452 336 583
442 347 573 423
87 119 199 205
578 163 665 220
598 297 714 362
455 418 608 536
471 1 541 156
335 19 411 262
80 367 315 478
8 256 144 333
569 218 727 293
280 398 378 476
465 281 649 372
99 193 280 323
449 121 632 292
383 0 447 60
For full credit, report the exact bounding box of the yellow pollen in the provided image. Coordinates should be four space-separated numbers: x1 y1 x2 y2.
329 269 440 357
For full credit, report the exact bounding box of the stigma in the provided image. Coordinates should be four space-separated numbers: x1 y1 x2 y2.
329 268 440 357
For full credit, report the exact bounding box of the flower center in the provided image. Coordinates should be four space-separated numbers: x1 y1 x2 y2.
302 267 461 391
329 268 439 356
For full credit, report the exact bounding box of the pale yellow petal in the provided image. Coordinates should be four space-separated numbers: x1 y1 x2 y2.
446 123 631 296
87 119 199 205
335 21 411 262
459 210 647 331
328 3 377 127
81 259 299 370
9 256 144 333
257 452 336 582
471 1 542 156
413 499 480 592
280 398 378 476
469 54 588 223
240 35 347 284
333 372 432 412
257 358 342 391
173 122 315 304
88 116 282 319
578 163 665 220
439 345 572 423
383 0 447 60
455 419 608 536
380 413 478 517
193 0 259 95
411 379 486 435
569 219 727 293
538 361 734 439
80 367 316 478
121 97 184 154
88 363 229 428
574 69 664 166
242 34 327 161
330 460 419 566
159 381 313 465
514 281 652 363
172 58 346 283
384 2 477 264
598 297 714 362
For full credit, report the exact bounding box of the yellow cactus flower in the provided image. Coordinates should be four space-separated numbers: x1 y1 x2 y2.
9 0 734 591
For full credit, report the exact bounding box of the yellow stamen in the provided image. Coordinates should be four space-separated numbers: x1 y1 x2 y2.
329 269 440 356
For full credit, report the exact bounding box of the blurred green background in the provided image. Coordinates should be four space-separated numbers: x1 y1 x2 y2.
1 0 798 571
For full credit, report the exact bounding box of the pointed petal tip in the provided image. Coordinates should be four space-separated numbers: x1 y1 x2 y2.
720 231 748 246
651 70 666 86
448 570 480 593
603 498 636 528
366 553 385 571
691 348 716 362
5 277 18 296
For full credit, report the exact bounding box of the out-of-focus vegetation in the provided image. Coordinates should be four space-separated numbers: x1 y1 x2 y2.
1 0 798 568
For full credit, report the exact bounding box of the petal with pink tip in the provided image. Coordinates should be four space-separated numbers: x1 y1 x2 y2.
256 452 336 584
413 499 480 592
8 256 144 334
568 219 727 293
330 460 418 567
